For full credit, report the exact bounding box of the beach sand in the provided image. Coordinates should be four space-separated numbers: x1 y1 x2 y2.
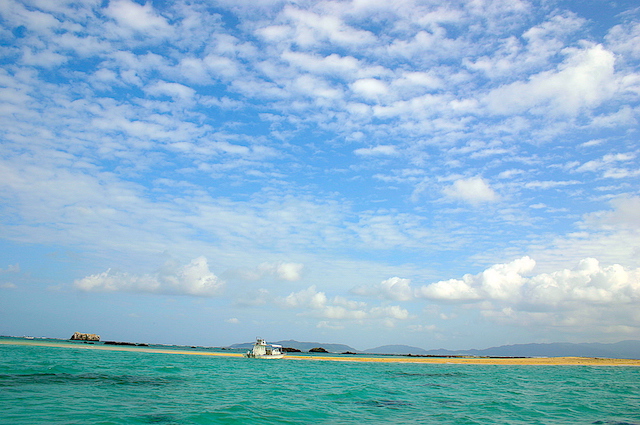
3 339 639 366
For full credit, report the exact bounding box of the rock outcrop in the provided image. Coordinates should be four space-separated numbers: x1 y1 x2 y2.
309 347 328 353
70 332 100 341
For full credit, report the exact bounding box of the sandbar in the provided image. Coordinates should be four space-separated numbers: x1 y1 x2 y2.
2 339 639 366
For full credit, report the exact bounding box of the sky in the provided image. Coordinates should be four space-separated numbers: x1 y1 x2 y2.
1 0 639 351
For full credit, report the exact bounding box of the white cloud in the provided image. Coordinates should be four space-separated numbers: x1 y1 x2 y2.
144 81 196 102
231 262 304 282
443 176 499 204
280 285 408 322
270 262 305 281
74 256 224 297
1 264 20 273
279 5 377 47
606 21 640 59
281 285 328 309
353 145 398 156
575 152 636 174
584 196 640 230
351 78 389 100
416 256 640 310
370 305 409 320
352 276 414 301
524 258 640 306
415 278 480 301
416 257 536 301
105 0 171 35
483 44 617 116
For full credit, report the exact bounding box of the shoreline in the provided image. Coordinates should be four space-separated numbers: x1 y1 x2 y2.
3 339 640 366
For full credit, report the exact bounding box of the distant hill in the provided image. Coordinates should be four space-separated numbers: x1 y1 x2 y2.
230 340 640 359
364 345 429 355
363 341 640 359
470 340 640 359
229 339 359 353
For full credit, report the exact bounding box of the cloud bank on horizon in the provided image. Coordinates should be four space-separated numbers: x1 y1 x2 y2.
1 0 639 348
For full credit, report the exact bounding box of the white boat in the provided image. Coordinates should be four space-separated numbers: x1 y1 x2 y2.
244 338 285 359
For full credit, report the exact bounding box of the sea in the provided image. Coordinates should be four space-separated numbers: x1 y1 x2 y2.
1 337 639 425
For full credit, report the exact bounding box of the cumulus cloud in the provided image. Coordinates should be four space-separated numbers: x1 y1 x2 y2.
105 0 171 35
353 145 398 156
352 276 414 301
74 256 224 297
483 44 617 116
416 256 640 308
443 176 499 204
231 262 304 282
351 78 389 100
279 285 408 322
144 81 196 102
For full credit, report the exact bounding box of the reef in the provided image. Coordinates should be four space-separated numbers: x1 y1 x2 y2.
70 332 100 341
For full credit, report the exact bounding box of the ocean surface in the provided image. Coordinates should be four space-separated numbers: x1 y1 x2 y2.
1 338 639 424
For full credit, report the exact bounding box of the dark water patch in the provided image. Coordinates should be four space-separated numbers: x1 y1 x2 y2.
419 382 449 388
139 413 181 424
356 399 413 409
393 371 466 378
0 373 181 387
593 421 639 425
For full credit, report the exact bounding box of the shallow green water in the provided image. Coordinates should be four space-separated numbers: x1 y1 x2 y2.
1 339 639 424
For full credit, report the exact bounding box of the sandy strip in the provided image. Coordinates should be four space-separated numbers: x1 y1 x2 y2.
294 355 640 366
2 339 639 366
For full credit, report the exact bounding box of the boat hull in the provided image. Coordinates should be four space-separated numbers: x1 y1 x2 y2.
244 353 284 359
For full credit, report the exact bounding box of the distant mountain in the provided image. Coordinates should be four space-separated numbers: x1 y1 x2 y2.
230 340 640 359
229 339 359 353
364 345 429 355
415 341 640 359
471 340 640 359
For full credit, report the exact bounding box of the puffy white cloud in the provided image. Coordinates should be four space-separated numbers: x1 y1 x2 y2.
524 258 636 305
370 305 409 320
351 78 389 100
415 278 480 301
352 276 414 301
232 262 304 282
144 81 196 102
416 256 640 308
606 21 640 59
483 44 617 116
280 285 408 322
280 5 377 47
443 176 499 204
272 262 305 281
353 145 398 156
74 256 224 297
105 0 171 35
281 285 328 309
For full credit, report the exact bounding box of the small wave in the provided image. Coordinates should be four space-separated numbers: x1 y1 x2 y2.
0 373 181 387
356 399 413 409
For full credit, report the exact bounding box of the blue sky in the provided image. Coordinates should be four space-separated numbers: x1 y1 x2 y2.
1 0 639 350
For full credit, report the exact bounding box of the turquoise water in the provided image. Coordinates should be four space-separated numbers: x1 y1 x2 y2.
1 339 639 424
